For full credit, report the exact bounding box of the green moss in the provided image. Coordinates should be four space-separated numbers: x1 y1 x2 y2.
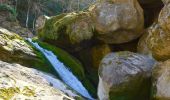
31 39 96 97
0 87 20 100
0 86 36 100
38 11 93 44
22 86 35 97
32 39 85 79
25 40 59 77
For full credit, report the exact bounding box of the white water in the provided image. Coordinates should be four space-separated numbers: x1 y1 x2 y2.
27 38 93 100
37 71 78 97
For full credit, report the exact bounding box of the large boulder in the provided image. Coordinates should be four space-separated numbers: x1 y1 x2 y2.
137 23 170 61
152 60 170 100
138 3 170 61
38 12 94 53
98 51 155 100
89 0 144 44
0 60 75 100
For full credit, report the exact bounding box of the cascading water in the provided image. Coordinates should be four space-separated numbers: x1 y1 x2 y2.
27 38 94 100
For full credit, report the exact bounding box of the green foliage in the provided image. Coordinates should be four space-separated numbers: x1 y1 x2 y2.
0 4 17 21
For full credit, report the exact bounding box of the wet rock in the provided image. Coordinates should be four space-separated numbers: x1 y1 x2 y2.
98 51 155 100
152 60 170 100
89 0 144 44
0 60 74 100
137 23 170 61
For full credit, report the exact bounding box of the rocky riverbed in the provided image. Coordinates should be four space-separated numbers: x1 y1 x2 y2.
1 0 170 100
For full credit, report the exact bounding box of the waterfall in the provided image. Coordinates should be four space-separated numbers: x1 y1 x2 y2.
27 38 93 100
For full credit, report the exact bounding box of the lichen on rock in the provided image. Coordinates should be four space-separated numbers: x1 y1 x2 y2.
0 61 74 100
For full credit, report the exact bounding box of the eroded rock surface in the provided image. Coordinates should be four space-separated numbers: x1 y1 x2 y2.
98 51 155 100
138 23 170 61
0 27 53 71
38 12 94 52
89 0 144 44
0 60 74 100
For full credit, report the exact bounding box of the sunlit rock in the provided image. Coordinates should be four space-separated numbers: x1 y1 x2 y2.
152 59 170 100
159 3 170 32
0 27 53 71
89 0 144 44
98 51 155 100
137 23 170 61
0 60 75 100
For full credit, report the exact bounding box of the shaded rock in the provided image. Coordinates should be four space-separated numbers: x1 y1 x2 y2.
0 60 74 100
91 44 111 69
89 0 144 44
111 38 139 52
137 23 170 61
77 44 111 86
98 51 155 100
152 60 170 100
38 11 94 52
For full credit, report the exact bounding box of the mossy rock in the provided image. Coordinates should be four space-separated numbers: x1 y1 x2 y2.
0 27 56 75
38 11 94 53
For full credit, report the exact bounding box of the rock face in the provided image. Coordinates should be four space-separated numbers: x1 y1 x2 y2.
98 51 155 100
138 3 170 61
138 23 170 61
0 27 54 73
89 0 144 44
152 60 170 100
38 12 94 52
0 60 74 100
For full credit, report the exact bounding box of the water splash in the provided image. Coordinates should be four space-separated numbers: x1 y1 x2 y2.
27 38 93 100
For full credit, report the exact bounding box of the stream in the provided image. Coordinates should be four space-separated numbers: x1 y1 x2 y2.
27 38 94 100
